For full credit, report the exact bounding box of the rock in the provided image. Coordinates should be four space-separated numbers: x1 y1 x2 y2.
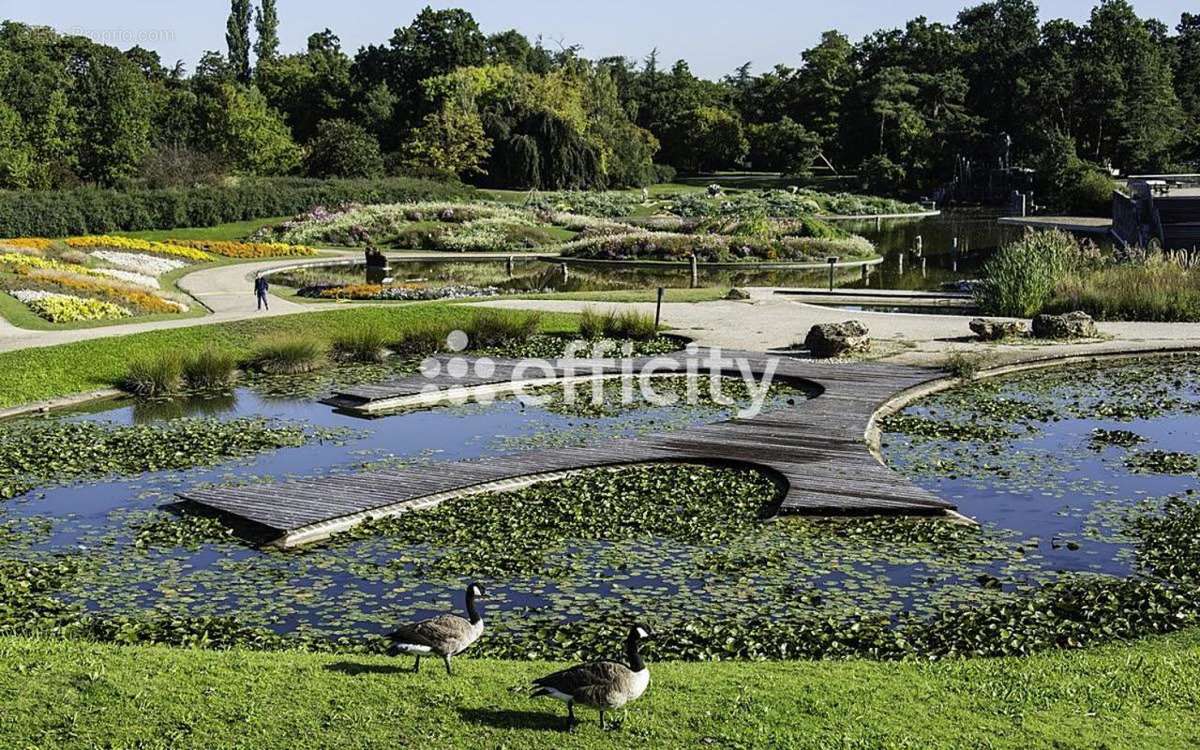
725 288 751 300
1032 311 1098 339
969 318 1026 341
805 321 871 358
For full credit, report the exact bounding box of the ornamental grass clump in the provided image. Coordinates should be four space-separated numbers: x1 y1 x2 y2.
123 353 183 397
182 347 238 390
976 230 1082 317
331 325 390 363
463 309 542 348
393 321 453 357
248 336 328 375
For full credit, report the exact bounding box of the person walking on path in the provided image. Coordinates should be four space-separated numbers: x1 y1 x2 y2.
254 275 270 311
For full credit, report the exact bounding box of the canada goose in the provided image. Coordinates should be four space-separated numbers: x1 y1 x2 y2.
531 625 653 730
385 582 486 675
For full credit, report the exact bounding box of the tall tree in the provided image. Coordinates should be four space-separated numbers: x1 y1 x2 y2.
225 0 252 82
254 0 280 64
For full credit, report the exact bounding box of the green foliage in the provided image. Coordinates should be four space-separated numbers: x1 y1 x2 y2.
303 119 384 179
1044 252 1200 322
0 417 316 498
943 351 990 381
123 353 183 397
248 335 327 374
0 177 475 237
225 0 253 82
181 347 238 390
747 117 821 176
462 308 542 347
330 326 389 363
253 0 280 64
662 106 748 173
203 83 301 175
560 230 875 264
133 514 237 551
579 307 659 340
976 230 1082 317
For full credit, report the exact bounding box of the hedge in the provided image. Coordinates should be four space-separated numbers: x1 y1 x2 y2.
0 177 478 237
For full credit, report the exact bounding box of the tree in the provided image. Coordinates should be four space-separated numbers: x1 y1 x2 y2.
403 104 491 177
200 83 300 174
63 39 153 186
304 118 384 178
225 0 252 82
794 31 856 159
256 30 352 142
664 106 748 173
747 117 821 175
0 102 34 188
254 0 280 64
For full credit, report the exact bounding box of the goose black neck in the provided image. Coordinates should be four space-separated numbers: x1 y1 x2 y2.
465 588 482 624
626 633 645 672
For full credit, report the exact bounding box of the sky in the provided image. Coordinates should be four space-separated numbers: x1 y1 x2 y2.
1 0 1194 79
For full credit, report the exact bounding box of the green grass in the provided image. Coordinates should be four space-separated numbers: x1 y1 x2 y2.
1 631 1198 748
0 304 578 408
510 287 730 303
115 216 289 242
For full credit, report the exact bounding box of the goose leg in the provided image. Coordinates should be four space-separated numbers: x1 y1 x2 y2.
443 655 453 676
412 655 421 673
566 702 576 732
600 709 606 730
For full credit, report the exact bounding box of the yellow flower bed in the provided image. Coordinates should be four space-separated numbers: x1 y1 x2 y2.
12 291 132 323
0 237 55 252
317 284 384 299
26 270 185 314
0 252 94 276
65 235 214 263
173 239 318 258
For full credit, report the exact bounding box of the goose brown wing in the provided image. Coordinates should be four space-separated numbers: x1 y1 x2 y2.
533 661 633 703
387 614 471 649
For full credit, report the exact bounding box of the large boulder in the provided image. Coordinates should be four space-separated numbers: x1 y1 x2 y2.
1032 311 1098 340
969 318 1026 341
805 321 871 358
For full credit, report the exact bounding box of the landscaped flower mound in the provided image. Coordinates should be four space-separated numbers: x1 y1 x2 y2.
65 235 215 263
170 239 318 258
257 201 624 252
559 230 875 264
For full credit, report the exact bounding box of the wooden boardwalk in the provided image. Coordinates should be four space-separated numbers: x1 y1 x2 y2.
178 352 955 547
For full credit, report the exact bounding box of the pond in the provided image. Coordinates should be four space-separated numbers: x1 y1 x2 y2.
273 210 1033 296
3 355 1196 661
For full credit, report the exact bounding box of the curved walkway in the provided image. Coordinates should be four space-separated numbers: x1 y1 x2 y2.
179 351 957 548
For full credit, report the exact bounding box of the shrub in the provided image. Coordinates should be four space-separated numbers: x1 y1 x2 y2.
0 177 476 237
976 230 1082 317
331 326 390 363
1058 168 1117 217
1045 255 1200 322
464 309 542 348
123 353 183 397
183 347 238 390
248 336 327 374
303 119 385 179
944 351 991 381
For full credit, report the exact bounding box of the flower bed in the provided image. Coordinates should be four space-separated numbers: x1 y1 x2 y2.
90 251 187 277
171 240 318 258
305 282 499 301
559 230 876 264
666 189 925 218
65 236 214 263
93 268 160 289
9 290 132 322
22 271 185 314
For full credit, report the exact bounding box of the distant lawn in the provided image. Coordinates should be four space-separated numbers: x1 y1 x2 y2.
0 304 578 408
116 216 289 243
1 631 1198 748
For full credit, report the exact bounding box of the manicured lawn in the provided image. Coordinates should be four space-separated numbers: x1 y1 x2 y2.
116 216 290 242
0 304 578 408
1 632 1198 748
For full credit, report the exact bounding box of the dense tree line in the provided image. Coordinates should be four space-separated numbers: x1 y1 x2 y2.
0 1 1196 197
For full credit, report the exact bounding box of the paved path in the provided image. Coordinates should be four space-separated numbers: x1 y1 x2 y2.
474 288 1200 367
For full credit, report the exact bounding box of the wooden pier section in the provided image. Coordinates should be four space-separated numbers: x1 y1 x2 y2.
178 352 956 548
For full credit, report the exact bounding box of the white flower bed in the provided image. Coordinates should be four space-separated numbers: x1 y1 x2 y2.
91 250 186 277
93 268 161 289
10 289 60 303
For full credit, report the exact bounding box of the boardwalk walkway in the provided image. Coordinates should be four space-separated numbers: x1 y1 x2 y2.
179 352 956 547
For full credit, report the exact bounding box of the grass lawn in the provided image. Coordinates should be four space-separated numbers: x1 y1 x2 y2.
0 304 578 408
115 216 290 243
1 631 1198 748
